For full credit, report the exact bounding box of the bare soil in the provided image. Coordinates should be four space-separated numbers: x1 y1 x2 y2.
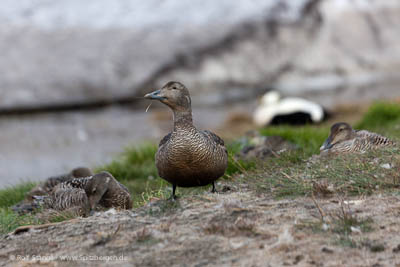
1 182 400 267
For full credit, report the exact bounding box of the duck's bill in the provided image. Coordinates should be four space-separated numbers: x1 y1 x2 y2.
144 89 166 100
320 137 333 151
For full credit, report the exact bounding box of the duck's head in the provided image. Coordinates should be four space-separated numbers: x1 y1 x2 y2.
260 91 280 105
144 81 191 111
320 122 353 151
71 167 93 178
85 171 111 210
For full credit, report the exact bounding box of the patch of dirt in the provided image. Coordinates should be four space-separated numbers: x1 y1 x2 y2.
1 184 400 267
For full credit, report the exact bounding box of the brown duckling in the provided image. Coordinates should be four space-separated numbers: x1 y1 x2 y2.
320 122 395 153
144 81 228 199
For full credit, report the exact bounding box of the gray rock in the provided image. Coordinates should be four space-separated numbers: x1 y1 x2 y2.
0 0 294 109
0 1 399 109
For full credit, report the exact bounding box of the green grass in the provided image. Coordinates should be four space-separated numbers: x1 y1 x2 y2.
0 182 37 208
356 102 400 129
242 146 400 198
260 125 329 156
238 101 400 199
95 143 158 181
225 141 257 176
0 208 39 235
94 143 165 207
355 102 400 138
0 183 38 235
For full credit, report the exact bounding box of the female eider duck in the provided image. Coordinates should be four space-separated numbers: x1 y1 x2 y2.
144 81 228 199
320 122 395 154
38 171 132 216
12 167 94 214
253 91 328 126
42 167 94 194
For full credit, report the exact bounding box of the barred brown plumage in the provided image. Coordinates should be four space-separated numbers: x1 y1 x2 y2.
38 171 132 216
320 122 395 154
12 167 94 214
43 167 93 192
144 81 228 199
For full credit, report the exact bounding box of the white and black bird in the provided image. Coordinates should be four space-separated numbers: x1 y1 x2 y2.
253 91 328 126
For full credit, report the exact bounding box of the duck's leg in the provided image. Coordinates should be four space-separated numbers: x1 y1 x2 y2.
169 184 177 200
211 182 217 193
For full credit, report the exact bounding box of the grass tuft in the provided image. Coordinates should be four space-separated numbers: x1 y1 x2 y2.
225 142 257 176
0 182 37 208
95 143 158 182
297 199 374 248
0 208 39 235
260 125 329 156
241 147 400 198
356 102 400 130
355 102 400 138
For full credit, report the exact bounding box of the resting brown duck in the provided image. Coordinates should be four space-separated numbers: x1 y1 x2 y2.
36 171 132 216
12 167 93 214
42 167 94 193
320 122 395 153
144 81 228 199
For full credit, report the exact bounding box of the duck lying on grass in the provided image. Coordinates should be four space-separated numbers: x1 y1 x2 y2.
12 167 93 214
35 171 132 216
144 81 228 199
320 122 395 154
13 171 132 216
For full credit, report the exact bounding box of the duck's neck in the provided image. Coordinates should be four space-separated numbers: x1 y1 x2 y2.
350 129 358 139
173 109 194 131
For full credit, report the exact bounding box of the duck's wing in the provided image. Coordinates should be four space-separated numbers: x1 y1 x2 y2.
202 130 227 154
356 130 394 146
159 132 172 147
43 173 73 192
51 186 88 211
118 181 130 194
330 136 388 153
65 177 92 189
202 130 224 146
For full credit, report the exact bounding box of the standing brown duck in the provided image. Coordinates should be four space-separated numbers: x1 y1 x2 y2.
144 81 228 199
320 122 395 153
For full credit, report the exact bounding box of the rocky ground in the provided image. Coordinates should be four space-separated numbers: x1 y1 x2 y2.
1 180 400 267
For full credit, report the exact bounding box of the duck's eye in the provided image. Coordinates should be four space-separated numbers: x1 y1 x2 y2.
172 86 177 90
92 188 96 193
339 128 344 132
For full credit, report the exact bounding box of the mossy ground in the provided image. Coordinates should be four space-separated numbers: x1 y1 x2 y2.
1 101 399 235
